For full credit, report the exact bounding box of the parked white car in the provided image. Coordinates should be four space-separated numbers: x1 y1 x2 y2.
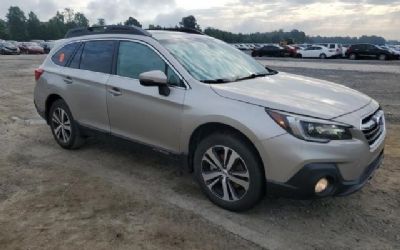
317 43 342 58
297 45 337 59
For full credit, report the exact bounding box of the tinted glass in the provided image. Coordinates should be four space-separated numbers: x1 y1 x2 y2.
69 43 83 69
51 43 79 66
116 42 182 86
80 41 115 74
117 41 165 79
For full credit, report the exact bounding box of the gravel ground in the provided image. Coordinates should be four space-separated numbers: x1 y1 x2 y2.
0 55 399 250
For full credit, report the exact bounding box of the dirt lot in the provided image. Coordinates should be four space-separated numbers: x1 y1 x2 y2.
0 55 399 250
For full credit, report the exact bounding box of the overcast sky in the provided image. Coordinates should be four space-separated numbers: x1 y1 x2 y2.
1 0 400 39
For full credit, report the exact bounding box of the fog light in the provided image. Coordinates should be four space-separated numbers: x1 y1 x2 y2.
315 178 329 193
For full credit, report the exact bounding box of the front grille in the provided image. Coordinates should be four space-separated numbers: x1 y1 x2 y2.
361 109 385 146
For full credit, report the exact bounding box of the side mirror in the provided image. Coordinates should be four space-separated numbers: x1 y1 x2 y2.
265 66 278 75
139 70 170 96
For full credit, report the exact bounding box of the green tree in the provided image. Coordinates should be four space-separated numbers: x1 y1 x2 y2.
124 17 142 27
179 15 200 31
74 12 89 27
6 6 27 41
148 24 162 29
46 11 66 39
0 19 9 39
96 18 106 26
27 11 41 39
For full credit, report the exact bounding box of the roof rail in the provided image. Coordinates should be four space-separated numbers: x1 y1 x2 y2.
64 25 152 38
146 27 204 35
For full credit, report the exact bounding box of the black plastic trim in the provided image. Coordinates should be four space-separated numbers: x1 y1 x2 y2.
65 25 152 39
267 150 384 199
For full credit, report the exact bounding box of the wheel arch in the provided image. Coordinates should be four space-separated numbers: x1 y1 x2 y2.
45 93 64 124
186 122 266 178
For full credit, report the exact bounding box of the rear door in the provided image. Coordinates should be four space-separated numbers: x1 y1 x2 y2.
61 40 115 132
106 40 186 153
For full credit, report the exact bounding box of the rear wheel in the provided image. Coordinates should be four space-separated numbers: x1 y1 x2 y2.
49 99 85 149
319 53 327 59
378 54 387 60
193 132 264 211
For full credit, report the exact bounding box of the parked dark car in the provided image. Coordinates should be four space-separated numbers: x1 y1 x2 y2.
283 45 298 57
41 41 55 54
251 45 287 57
0 41 20 55
345 43 398 60
19 42 45 54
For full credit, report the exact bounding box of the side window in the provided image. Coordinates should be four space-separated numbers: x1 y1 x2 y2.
329 44 335 49
69 43 83 69
117 41 182 87
51 43 79 66
80 40 115 74
166 67 181 86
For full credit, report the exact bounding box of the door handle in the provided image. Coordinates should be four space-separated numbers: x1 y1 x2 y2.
108 87 122 96
63 76 73 84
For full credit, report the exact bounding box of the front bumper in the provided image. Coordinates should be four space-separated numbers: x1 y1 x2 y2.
267 150 384 198
2 49 20 55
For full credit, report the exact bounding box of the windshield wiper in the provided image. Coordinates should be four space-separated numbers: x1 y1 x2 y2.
200 79 232 84
235 73 270 82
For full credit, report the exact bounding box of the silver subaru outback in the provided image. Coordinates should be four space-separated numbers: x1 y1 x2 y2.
34 26 385 211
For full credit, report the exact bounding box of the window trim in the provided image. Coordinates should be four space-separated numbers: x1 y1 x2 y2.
51 38 189 89
66 42 83 68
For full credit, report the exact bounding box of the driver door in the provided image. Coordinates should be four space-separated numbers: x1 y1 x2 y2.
106 41 186 153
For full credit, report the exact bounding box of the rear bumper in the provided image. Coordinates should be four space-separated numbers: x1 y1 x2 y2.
267 150 384 199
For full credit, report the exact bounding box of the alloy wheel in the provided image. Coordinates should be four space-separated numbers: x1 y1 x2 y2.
51 107 72 143
201 145 250 202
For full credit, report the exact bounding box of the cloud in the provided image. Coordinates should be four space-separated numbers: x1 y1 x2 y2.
1 0 399 39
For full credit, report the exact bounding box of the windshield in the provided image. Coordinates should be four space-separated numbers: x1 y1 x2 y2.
158 36 270 82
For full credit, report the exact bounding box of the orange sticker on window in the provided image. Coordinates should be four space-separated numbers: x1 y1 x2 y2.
59 53 65 63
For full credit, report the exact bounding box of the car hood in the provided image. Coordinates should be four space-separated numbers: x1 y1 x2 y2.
211 72 372 119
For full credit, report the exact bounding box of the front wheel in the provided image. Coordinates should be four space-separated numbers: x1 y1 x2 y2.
349 53 357 60
49 99 85 149
193 132 265 211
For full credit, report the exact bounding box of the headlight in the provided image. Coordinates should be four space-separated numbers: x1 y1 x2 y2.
266 109 352 142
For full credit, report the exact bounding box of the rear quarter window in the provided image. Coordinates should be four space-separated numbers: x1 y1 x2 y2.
51 43 80 66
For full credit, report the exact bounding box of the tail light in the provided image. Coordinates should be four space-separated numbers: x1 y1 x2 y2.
34 68 44 81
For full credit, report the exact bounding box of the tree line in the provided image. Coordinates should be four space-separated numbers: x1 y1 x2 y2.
0 6 394 45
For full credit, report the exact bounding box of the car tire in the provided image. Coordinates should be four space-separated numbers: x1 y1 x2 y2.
193 132 265 211
378 54 387 61
296 53 302 58
349 53 357 60
319 53 327 59
49 99 85 149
